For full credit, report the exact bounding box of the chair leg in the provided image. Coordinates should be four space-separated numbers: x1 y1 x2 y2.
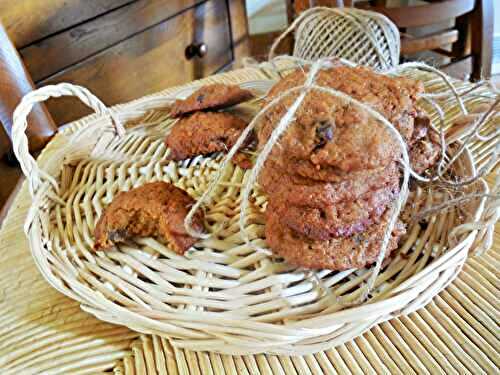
470 0 493 80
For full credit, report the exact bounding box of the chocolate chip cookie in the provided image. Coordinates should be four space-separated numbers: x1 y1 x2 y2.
270 181 399 240
170 83 254 117
266 208 406 271
258 91 400 178
165 112 248 160
263 65 423 141
408 111 442 174
94 182 204 254
259 160 400 208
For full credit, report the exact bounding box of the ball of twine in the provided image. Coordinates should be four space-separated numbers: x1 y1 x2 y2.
269 7 400 71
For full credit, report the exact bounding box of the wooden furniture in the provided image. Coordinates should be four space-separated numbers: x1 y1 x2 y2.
287 0 493 81
0 0 249 213
361 0 493 81
0 24 57 157
290 0 353 18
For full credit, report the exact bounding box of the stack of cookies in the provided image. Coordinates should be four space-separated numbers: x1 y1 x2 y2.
165 83 255 168
258 65 441 271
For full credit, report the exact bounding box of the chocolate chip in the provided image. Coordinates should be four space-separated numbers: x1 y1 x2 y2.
108 229 128 242
314 120 334 150
196 94 205 103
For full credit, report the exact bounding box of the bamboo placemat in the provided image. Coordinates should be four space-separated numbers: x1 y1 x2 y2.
0 66 498 374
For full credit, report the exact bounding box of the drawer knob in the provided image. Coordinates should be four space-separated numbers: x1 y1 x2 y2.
185 43 207 59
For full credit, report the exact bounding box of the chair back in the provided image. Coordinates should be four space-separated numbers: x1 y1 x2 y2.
358 0 493 80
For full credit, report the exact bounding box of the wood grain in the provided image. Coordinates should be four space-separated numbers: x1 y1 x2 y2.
20 0 205 82
401 30 459 55
39 0 232 126
292 0 346 15
362 0 475 28
441 56 473 81
249 31 292 60
0 0 132 48
0 23 57 156
228 0 250 68
229 0 248 43
470 0 493 80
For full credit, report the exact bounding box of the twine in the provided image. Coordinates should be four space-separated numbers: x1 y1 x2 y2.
185 58 412 302
189 53 498 286
269 7 399 70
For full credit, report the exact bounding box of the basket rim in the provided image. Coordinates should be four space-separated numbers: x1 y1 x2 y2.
19 64 493 355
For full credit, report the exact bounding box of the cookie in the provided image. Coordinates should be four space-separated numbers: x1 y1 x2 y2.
270 181 399 240
409 110 431 145
410 131 441 174
263 66 423 141
170 83 254 117
265 208 406 271
165 112 248 160
258 91 400 177
408 111 442 174
259 160 400 208
231 151 254 170
94 182 204 254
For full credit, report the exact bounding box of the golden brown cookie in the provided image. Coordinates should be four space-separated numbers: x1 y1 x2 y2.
410 133 441 174
265 209 406 271
231 151 254 170
259 160 400 208
262 66 423 141
269 182 399 240
170 83 254 117
165 112 248 160
409 111 442 174
258 91 400 178
94 182 204 254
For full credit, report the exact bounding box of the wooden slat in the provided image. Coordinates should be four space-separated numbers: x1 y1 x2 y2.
0 161 22 228
0 0 133 48
401 30 459 55
20 0 205 82
228 0 248 43
249 31 292 61
441 56 473 80
470 0 493 80
0 23 57 155
361 0 475 28
0 126 9 157
228 0 250 68
39 0 232 126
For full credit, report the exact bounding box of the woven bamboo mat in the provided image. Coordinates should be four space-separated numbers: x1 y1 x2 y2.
0 66 499 374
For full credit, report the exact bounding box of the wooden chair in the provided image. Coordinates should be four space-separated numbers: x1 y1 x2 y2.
0 23 57 159
0 23 57 221
287 0 493 81
360 0 493 81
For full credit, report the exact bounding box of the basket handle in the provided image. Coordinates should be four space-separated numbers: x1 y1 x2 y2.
11 83 125 196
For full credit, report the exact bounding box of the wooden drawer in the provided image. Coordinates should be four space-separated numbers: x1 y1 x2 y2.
18 0 233 126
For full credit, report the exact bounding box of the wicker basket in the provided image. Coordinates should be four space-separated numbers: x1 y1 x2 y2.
11 60 498 355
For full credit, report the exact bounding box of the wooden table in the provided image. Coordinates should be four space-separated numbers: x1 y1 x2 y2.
0 66 498 374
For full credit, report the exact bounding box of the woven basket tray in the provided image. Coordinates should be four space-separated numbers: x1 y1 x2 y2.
10 61 497 355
